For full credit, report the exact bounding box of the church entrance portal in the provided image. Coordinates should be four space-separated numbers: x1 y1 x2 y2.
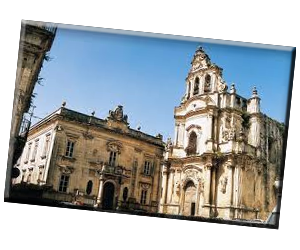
102 182 115 210
183 181 197 216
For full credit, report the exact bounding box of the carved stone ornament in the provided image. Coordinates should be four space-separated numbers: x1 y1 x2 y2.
228 127 236 141
82 131 94 140
106 140 122 153
190 47 211 71
220 175 228 194
221 126 236 142
245 159 253 172
107 105 128 124
175 181 181 194
199 178 205 193
221 129 229 142
257 164 262 174
141 183 151 190
218 82 228 93
185 169 200 183
165 138 173 151
38 164 45 170
58 165 74 175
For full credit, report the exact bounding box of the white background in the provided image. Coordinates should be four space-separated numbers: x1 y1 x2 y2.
0 0 300 247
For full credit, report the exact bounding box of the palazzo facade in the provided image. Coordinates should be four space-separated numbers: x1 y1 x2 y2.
13 105 165 212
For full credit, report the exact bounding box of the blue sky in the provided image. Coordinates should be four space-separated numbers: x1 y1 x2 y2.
31 26 293 141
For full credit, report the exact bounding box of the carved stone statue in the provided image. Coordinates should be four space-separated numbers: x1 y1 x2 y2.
175 181 181 194
228 127 236 141
107 105 128 124
115 105 123 120
220 175 228 194
166 137 173 151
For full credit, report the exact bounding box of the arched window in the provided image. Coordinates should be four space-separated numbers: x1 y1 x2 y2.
204 74 211 93
186 131 197 155
86 180 93 195
193 77 199 95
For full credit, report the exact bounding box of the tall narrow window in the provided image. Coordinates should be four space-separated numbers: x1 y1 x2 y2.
31 139 39 162
42 134 51 158
25 143 32 163
86 180 93 195
193 77 199 95
65 140 75 158
59 175 70 192
140 190 147 205
109 151 117 166
186 131 197 156
143 161 151 175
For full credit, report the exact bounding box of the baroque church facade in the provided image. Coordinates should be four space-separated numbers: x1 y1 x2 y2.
159 47 284 220
12 47 284 221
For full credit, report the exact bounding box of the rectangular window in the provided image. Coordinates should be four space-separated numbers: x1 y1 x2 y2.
109 151 117 166
31 139 39 161
143 161 151 175
140 190 147 205
42 134 51 158
25 143 32 162
58 175 70 193
65 140 75 158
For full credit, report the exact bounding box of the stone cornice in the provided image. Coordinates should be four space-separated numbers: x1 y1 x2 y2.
27 107 165 149
175 106 218 120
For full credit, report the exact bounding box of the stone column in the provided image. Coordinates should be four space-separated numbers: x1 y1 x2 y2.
179 184 185 215
206 111 214 152
204 164 212 205
207 112 213 140
96 175 104 207
210 165 218 217
159 165 168 213
230 84 236 108
203 164 212 217
195 180 202 216
191 80 195 97
174 123 179 147
233 166 241 218
224 163 234 219
167 168 175 203
180 123 185 148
